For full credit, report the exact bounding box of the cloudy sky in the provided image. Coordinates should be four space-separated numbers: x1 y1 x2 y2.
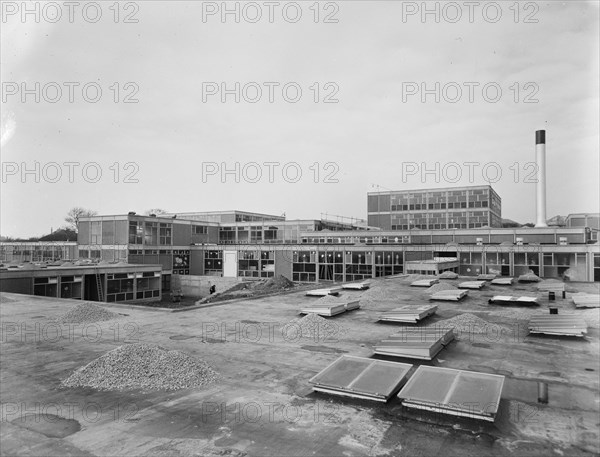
1 1 598 237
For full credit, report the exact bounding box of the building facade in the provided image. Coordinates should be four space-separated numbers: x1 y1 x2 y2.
0 263 162 303
77 211 600 284
367 185 502 230
76 212 366 290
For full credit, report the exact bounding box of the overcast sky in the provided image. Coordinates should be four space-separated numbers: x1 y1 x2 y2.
1 1 599 237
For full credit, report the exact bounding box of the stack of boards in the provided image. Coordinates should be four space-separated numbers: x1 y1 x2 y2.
537 281 566 293
305 287 342 297
429 290 469 302
309 355 412 402
411 279 439 287
528 314 587 337
299 298 360 316
378 305 437 324
491 277 514 285
477 274 497 280
571 293 600 309
299 303 347 317
488 296 539 306
341 282 370 290
397 366 505 422
458 281 486 290
373 328 455 360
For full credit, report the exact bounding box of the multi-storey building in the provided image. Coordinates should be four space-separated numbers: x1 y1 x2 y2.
75 211 366 290
367 185 502 230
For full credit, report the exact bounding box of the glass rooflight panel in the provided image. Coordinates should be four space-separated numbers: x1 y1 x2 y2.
398 366 458 404
347 361 412 397
445 372 504 415
310 356 372 390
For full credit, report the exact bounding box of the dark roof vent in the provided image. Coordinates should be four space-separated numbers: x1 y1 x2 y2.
150 214 157 217
128 211 136 216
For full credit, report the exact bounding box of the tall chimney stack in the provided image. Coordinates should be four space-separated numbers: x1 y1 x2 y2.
535 129 547 227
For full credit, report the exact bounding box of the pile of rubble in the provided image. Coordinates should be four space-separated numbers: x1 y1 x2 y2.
61 343 220 391
254 275 295 291
438 271 459 279
428 313 507 339
56 302 121 324
200 275 296 304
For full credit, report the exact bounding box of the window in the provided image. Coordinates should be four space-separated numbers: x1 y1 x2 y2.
144 222 158 245
90 221 102 245
159 223 172 245
204 250 223 274
193 225 207 235
251 229 263 242
172 250 190 274
129 221 143 244
219 227 236 243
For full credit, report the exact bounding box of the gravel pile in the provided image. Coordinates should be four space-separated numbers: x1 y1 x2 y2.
285 313 347 339
428 313 506 338
438 271 459 279
62 343 219 391
426 283 458 293
360 283 406 300
576 309 600 329
258 275 294 290
518 271 541 282
56 302 121 324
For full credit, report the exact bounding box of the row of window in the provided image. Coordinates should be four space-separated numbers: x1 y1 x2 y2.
389 201 489 211
128 222 208 245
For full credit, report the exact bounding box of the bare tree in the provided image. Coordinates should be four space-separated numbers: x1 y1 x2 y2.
65 207 98 231
144 208 168 216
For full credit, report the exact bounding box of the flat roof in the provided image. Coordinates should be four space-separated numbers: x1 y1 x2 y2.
367 184 498 195
3 276 598 455
79 215 220 226
0 241 78 246
166 210 286 219
300 226 591 237
0 262 162 279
